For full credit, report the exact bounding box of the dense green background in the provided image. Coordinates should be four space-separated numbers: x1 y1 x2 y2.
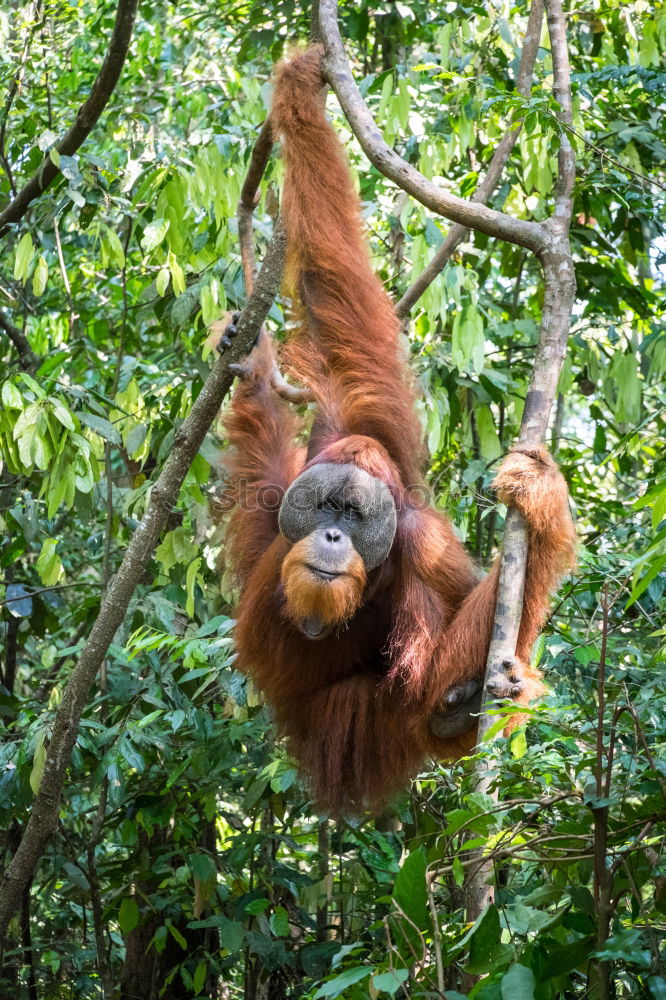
0 1 664 997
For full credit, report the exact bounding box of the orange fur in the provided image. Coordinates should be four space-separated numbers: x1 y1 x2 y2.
220 49 577 814
281 538 367 625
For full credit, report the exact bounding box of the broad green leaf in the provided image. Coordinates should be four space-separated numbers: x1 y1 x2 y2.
156 267 170 296
186 557 202 616
245 897 270 915
193 961 207 995
313 966 370 999
168 250 186 296
270 906 289 938
167 921 187 949
29 730 47 794
371 969 409 996
32 255 48 296
14 232 34 282
51 398 75 430
36 538 64 586
189 854 216 883
119 898 139 934
393 848 428 930
510 729 527 759
501 963 536 1000
142 217 170 252
1 381 22 409
79 412 121 445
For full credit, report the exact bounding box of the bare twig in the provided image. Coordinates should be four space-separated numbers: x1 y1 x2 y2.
0 0 139 239
318 0 546 254
0 221 287 940
396 0 545 317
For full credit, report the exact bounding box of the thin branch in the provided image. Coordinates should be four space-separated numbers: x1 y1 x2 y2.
232 122 312 405
0 1 44 197
0 220 287 941
237 119 274 293
463 0 576 936
0 0 139 239
396 0 544 317
0 310 38 372
318 0 547 254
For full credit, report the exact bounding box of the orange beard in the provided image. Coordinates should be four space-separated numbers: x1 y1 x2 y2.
281 537 367 626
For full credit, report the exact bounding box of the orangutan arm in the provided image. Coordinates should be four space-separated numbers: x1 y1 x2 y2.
222 333 304 584
394 448 575 746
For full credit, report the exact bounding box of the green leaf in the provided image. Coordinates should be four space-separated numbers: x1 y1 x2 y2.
168 250 186 296
245 897 270 915
510 729 527 759
186 557 202 616
119 898 140 934
156 267 170 296
190 854 216 883
14 232 35 282
372 969 409 996
501 964 535 1000
47 466 74 517
125 422 148 457
611 352 641 424
648 976 666 1000
167 921 187 950
193 961 207 995
36 538 64 586
32 255 48 296
313 966 370 999
79 412 121 445
51 398 75 431
142 218 170 252
29 729 47 794
467 904 501 973
393 848 428 930
270 906 289 938
1 381 23 409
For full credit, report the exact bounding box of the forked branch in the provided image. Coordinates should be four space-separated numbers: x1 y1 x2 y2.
396 0 544 317
318 0 547 255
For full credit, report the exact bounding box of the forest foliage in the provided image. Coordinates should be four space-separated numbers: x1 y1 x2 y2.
0 1 664 998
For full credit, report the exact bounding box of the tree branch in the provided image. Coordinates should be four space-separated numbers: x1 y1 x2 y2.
395 0 544 318
318 0 547 254
232 122 312 405
0 310 38 372
0 0 139 240
462 0 576 933
0 221 287 941
237 119 274 293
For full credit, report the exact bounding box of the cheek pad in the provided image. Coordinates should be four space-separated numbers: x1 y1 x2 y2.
279 463 397 569
278 464 339 542
352 498 397 569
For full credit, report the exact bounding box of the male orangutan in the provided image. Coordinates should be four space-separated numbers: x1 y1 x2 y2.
219 47 575 814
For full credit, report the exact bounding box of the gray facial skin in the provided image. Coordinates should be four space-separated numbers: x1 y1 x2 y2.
278 463 397 570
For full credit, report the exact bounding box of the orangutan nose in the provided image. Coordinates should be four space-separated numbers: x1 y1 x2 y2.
325 528 342 543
